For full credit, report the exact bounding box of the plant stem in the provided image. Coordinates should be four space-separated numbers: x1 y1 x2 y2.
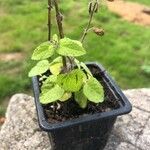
53 102 57 118
53 0 64 38
53 0 67 70
48 0 52 41
81 1 98 43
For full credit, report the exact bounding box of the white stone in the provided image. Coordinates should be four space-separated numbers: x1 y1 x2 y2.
0 94 50 150
124 88 150 112
136 118 150 150
114 107 150 145
116 142 137 150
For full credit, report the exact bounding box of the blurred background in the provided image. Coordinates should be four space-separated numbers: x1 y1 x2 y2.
0 0 150 118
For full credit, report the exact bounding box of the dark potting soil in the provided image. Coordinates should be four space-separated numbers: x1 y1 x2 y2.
41 66 120 123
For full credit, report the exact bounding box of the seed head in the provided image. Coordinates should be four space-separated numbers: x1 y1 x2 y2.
93 27 105 36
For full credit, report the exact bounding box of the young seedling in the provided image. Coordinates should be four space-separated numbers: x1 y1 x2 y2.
29 0 105 109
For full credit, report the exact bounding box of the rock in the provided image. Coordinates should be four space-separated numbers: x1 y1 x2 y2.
116 142 137 150
136 118 150 150
0 89 150 150
124 89 150 112
113 107 149 145
0 94 50 150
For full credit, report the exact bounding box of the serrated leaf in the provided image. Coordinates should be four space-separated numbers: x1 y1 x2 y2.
32 42 54 60
57 37 86 57
80 62 92 76
75 89 87 108
57 69 85 92
83 77 104 103
28 60 49 77
59 92 72 102
43 75 57 84
41 75 57 93
50 57 63 75
40 84 64 104
51 56 62 63
41 82 54 93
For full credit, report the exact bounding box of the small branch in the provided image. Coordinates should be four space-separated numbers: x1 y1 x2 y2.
48 0 52 41
53 0 64 38
67 56 74 70
53 0 67 71
81 1 98 43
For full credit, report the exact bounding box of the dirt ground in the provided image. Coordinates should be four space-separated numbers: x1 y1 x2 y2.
0 52 24 61
107 0 150 26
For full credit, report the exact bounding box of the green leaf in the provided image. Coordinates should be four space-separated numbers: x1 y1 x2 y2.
59 92 72 102
49 57 63 75
43 75 57 84
75 89 87 108
57 37 86 57
83 77 104 103
80 62 92 76
52 34 59 43
28 60 49 77
40 84 64 104
50 63 62 75
32 42 54 60
41 75 57 93
50 56 62 64
57 69 85 92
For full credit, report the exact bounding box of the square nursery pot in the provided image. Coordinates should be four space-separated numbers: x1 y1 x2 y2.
32 63 132 150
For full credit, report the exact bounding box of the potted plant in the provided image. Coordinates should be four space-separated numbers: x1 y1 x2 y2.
29 0 132 150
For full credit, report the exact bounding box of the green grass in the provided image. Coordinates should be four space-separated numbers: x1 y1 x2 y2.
0 0 150 114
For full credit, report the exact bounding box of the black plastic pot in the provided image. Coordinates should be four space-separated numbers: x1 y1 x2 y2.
32 63 132 150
